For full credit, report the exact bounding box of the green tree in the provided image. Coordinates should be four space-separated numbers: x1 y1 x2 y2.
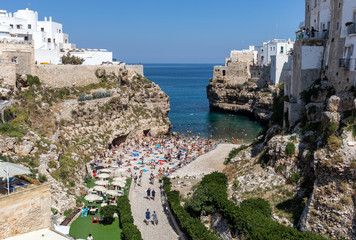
100 205 117 224
61 52 84 65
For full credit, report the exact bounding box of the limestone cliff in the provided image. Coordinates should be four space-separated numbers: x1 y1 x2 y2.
207 78 277 122
0 68 170 220
224 82 356 239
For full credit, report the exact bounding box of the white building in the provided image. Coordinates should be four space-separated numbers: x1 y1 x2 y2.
0 8 114 65
255 39 294 85
257 39 294 66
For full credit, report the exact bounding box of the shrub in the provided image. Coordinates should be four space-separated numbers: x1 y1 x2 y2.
183 172 326 240
163 177 220 240
258 150 270 166
0 123 26 138
327 135 342 152
286 142 296 156
225 145 248 164
288 171 301 185
38 174 47 183
121 223 142 240
64 208 73 218
27 75 41 87
100 205 117 223
61 52 84 65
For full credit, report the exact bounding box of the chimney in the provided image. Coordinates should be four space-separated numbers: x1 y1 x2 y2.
9 12 12 17
26 8 28 11
44 17 47 21
49 16 52 22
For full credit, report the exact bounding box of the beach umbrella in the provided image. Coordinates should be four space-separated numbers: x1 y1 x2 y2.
99 168 112 173
95 180 109 186
97 173 110 179
84 194 102 201
93 185 107 192
113 168 126 177
106 190 121 196
113 177 126 182
112 181 126 187
0 161 31 195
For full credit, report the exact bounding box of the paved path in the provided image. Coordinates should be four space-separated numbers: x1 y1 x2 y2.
129 170 180 240
128 143 237 240
170 143 237 177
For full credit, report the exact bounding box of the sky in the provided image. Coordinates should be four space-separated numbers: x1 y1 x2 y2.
2 0 305 63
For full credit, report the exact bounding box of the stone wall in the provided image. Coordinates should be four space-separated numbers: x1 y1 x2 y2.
250 65 270 88
34 64 144 88
0 184 51 239
213 62 251 85
0 39 35 76
0 62 16 86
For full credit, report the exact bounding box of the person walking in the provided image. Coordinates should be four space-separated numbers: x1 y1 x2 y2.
146 188 151 200
87 233 93 240
151 189 156 200
145 209 151 225
152 211 158 225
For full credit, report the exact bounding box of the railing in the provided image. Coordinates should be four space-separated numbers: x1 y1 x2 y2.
347 24 356 35
339 58 351 69
295 30 329 40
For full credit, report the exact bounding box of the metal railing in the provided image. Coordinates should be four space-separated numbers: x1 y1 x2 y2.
339 58 351 69
296 30 329 40
347 24 356 35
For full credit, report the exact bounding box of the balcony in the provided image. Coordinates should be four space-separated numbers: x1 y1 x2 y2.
295 30 329 41
347 24 356 35
339 59 351 69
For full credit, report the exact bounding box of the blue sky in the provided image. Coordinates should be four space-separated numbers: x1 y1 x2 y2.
3 0 304 63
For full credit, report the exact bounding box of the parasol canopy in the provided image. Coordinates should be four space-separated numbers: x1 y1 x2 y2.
106 190 122 196
112 181 126 187
0 161 31 178
84 194 102 201
99 168 112 173
97 173 110 179
95 180 109 186
93 185 107 192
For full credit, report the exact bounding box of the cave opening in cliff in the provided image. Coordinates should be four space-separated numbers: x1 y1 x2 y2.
143 129 150 137
109 134 128 149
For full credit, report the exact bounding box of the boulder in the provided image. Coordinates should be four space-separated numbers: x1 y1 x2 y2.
14 140 34 155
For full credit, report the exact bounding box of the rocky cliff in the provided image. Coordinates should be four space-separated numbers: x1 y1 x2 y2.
224 81 356 239
0 68 170 221
206 79 278 122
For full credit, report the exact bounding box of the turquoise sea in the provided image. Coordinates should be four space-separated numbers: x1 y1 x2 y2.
144 63 263 143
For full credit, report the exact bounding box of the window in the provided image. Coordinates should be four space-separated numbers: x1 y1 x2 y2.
12 57 18 63
65 39 68 43
337 22 339 31
53 39 55 43
41 27 44 32
281 46 284 53
16 25 20 29
9 24 13 28
314 0 317 7
48 38 51 43
24 36 28 41
28 24 31 29
59 29 61 33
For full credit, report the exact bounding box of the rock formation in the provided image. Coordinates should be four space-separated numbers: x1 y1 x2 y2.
207 73 278 122
0 68 170 220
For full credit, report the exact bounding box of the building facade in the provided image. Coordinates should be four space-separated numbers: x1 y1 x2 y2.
0 8 114 65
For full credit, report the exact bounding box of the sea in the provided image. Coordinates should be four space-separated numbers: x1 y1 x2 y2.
143 63 264 143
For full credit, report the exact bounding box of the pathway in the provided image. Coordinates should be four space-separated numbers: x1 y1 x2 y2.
170 143 237 177
129 169 180 240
